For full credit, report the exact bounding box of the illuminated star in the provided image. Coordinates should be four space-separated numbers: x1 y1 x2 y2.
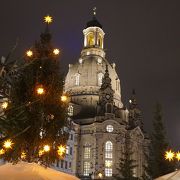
53 48 60 55
44 15 53 24
57 145 66 156
3 139 13 149
165 150 175 161
43 145 50 152
2 102 8 109
26 50 33 57
176 152 180 161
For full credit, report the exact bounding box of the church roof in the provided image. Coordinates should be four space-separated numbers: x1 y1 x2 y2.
86 16 103 29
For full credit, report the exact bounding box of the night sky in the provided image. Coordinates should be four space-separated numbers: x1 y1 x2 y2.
0 0 180 149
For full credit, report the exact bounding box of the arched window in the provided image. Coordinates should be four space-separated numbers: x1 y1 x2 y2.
98 72 103 86
75 73 80 86
105 141 113 177
105 141 113 158
87 32 95 46
68 105 73 116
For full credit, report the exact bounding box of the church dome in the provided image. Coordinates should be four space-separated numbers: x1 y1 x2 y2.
65 14 123 116
86 16 102 29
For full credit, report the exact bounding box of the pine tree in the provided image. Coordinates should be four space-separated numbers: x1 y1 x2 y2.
115 143 139 180
0 16 68 166
149 103 175 178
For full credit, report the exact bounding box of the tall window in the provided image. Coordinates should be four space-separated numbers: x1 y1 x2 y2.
75 73 80 86
105 141 113 158
68 105 73 116
83 162 91 176
105 141 113 177
98 73 104 86
66 146 69 155
84 146 91 159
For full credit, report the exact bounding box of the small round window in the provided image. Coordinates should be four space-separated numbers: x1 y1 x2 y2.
106 125 114 132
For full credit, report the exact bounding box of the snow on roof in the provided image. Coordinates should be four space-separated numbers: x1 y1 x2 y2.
155 170 180 180
0 162 80 180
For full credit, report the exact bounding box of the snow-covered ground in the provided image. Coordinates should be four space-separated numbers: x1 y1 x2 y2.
0 162 79 180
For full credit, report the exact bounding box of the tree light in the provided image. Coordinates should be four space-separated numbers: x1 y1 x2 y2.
57 145 66 156
2 102 8 109
3 139 13 149
36 86 45 95
39 150 44 156
0 149 5 155
44 15 53 24
43 145 50 152
53 49 60 55
165 150 175 161
129 99 132 103
61 95 68 102
21 152 26 159
26 50 33 57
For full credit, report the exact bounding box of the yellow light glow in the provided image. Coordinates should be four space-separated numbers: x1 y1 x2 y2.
2 102 8 109
0 149 5 155
176 152 180 161
53 49 60 55
43 145 50 152
105 160 112 168
3 139 13 149
57 145 66 156
165 150 175 161
36 87 45 95
98 173 103 178
129 99 132 103
26 50 33 57
39 150 44 156
44 15 53 24
61 95 67 102
21 152 26 159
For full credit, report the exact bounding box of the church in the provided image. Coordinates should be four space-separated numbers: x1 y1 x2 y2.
61 11 150 179
0 10 150 180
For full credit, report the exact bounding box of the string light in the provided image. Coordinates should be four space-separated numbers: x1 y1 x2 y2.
2 102 8 109
61 95 68 102
57 145 66 156
43 145 50 152
0 149 5 155
53 49 60 55
3 139 13 149
44 15 53 24
26 50 33 57
165 150 175 161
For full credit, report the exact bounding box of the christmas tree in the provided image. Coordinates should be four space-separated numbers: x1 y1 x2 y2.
0 15 68 166
115 143 139 180
148 103 175 178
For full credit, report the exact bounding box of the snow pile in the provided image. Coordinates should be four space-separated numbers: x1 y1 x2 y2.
0 162 79 180
155 170 180 180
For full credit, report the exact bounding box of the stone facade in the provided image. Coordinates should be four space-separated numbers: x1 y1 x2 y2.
63 14 149 179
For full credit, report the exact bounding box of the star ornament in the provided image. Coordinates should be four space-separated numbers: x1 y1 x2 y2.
44 15 53 24
165 150 175 161
176 152 180 161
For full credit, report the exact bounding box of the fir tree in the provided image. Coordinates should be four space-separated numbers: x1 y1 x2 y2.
149 103 175 178
0 16 68 166
115 143 139 180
